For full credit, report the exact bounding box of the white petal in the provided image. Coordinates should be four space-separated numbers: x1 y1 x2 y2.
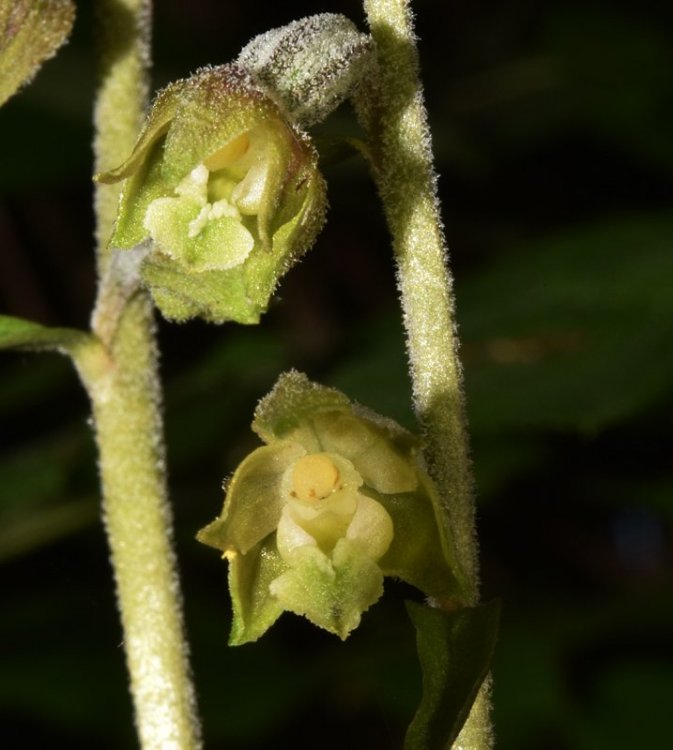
346 494 394 561
276 506 317 561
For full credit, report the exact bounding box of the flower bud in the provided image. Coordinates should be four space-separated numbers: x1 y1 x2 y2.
198 371 465 644
98 64 326 324
0 0 75 107
237 14 373 127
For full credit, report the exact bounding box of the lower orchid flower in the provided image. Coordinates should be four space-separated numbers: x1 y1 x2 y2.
198 371 466 643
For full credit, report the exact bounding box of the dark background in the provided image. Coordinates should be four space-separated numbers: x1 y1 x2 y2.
1 1 672 748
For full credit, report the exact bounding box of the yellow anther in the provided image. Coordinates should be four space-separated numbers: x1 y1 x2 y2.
291 454 340 502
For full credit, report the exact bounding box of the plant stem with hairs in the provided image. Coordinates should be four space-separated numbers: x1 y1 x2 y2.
81 1 202 747
358 0 493 747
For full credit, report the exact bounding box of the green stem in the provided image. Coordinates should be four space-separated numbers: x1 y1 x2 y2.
84 1 202 747
359 0 491 747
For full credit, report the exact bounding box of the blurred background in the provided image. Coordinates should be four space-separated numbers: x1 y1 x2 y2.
1 0 672 747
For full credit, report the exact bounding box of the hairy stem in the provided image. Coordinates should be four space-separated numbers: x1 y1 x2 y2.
88 1 202 747
359 0 491 747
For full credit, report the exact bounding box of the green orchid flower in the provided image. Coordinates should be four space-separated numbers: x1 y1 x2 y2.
198 371 466 643
98 64 326 324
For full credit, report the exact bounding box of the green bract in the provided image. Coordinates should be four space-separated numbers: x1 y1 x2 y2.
198 371 465 644
98 64 326 324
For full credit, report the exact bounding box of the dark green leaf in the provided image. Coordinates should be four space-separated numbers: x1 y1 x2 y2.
405 599 501 750
462 213 673 433
0 497 96 563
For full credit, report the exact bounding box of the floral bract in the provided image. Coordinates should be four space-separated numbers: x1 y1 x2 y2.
98 64 326 324
197 371 465 643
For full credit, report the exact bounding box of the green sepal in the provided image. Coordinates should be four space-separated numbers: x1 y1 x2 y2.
376 478 464 600
108 140 166 250
0 0 75 107
228 535 288 645
253 370 350 445
96 79 186 185
404 600 501 750
99 80 185 249
197 442 304 556
139 257 257 324
0 314 92 355
160 66 277 184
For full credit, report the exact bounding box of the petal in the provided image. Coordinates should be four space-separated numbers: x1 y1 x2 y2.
143 195 203 264
346 494 394 561
269 539 383 639
276 506 317 561
197 441 305 556
313 410 418 494
192 215 254 271
287 495 356 556
228 535 288 645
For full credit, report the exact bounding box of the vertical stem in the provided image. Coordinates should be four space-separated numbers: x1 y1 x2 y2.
88 1 202 747
360 0 492 747
360 0 478 602
82 301 202 750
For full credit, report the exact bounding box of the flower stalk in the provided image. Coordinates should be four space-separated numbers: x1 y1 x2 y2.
87 1 202 747
359 0 492 747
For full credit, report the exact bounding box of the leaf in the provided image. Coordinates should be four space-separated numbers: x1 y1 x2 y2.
461 213 673 433
0 497 97 563
0 0 75 106
0 314 92 354
405 599 501 750
331 213 673 436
